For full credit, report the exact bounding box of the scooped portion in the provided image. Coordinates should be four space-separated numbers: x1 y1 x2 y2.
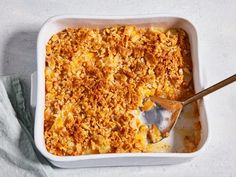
44 25 195 156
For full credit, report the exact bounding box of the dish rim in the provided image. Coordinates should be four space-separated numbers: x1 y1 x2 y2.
35 14 210 162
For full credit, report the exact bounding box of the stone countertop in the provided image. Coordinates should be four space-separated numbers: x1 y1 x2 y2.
0 0 235 176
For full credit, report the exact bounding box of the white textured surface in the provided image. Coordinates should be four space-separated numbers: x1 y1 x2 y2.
0 0 235 176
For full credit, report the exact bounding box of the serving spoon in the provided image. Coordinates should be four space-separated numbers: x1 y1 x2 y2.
143 74 236 140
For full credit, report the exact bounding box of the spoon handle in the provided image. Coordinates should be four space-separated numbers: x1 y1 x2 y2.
183 74 236 106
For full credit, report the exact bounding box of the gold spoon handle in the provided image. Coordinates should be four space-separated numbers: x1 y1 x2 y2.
183 74 236 106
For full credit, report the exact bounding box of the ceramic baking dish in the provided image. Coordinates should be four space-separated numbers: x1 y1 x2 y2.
32 15 209 168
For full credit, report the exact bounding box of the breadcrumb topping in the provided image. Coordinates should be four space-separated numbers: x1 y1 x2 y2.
44 26 197 156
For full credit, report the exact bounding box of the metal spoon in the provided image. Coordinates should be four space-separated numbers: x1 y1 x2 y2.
143 74 236 140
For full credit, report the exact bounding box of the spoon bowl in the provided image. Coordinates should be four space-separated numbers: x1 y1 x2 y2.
143 97 183 138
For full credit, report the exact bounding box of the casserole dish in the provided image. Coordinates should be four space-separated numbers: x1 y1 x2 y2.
33 15 209 168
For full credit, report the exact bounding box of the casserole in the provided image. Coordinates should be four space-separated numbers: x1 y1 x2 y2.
32 15 209 168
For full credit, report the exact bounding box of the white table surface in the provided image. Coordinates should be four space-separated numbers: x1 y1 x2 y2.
0 0 236 176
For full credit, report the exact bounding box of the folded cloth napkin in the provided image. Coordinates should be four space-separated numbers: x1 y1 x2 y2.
0 76 53 177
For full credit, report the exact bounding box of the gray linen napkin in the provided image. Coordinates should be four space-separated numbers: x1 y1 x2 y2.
0 76 52 177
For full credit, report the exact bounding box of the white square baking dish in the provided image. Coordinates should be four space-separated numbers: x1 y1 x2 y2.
33 15 209 168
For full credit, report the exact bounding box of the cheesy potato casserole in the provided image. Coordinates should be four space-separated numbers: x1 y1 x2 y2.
44 26 199 155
